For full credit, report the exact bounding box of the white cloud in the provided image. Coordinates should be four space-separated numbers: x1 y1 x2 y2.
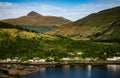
40 4 66 11
0 2 120 21
0 2 14 7
0 2 26 19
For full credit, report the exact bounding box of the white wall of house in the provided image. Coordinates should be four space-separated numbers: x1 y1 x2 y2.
107 57 120 61
61 57 70 61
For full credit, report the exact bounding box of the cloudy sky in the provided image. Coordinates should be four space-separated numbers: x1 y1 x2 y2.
0 0 120 21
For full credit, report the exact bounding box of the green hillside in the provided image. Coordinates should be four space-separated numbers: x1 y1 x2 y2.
0 7 120 61
92 18 120 42
48 6 120 42
0 27 120 61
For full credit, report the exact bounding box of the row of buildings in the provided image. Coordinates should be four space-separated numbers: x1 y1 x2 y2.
107 57 120 61
0 56 120 63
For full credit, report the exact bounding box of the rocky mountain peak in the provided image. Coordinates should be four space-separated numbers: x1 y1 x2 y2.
27 11 43 16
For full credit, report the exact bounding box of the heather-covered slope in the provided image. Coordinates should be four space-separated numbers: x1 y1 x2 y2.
94 18 120 42
48 6 120 42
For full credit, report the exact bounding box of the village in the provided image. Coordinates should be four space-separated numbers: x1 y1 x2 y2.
0 53 120 78
0 56 120 63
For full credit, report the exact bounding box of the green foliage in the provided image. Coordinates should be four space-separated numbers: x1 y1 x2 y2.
14 73 20 78
0 25 120 61
0 33 120 61
93 32 101 38
94 19 120 43
1 7 120 61
0 21 14 28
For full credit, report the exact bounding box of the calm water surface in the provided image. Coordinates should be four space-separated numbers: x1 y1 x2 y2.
21 65 120 78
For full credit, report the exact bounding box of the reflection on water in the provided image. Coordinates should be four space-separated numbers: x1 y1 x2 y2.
39 67 45 76
62 65 70 77
22 65 120 78
107 65 120 72
87 65 92 78
63 65 70 72
106 65 120 78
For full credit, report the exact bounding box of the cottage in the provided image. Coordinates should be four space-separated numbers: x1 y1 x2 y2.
107 57 120 61
28 58 46 63
73 57 79 60
77 52 83 55
6 58 12 62
39 59 46 62
61 57 70 61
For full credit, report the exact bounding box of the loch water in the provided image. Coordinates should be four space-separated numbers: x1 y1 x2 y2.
21 65 120 78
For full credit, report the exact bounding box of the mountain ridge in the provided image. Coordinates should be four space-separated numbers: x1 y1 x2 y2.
47 6 120 42
27 11 43 16
1 11 71 26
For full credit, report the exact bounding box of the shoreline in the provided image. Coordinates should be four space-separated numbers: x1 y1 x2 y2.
0 64 46 78
0 61 120 78
0 61 120 65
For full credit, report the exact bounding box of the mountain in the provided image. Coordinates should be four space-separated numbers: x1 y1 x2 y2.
1 11 71 26
27 11 43 16
0 19 120 60
0 21 39 33
94 18 120 42
0 21 15 28
47 6 120 42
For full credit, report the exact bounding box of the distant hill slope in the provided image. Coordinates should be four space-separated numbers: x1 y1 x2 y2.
94 18 120 42
0 22 120 60
19 25 57 33
0 21 15 28
0 21 38 33
48 6 120 42
1 11 71 26
0 21 58 41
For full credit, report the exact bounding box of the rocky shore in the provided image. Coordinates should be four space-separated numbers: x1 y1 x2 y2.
0 68 11 78
0 63 46 78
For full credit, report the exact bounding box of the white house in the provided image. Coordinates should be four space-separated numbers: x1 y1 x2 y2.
12 57 21 62
77 52 83 55
28 58 46 63
6 58 12 62
28 59 34 62
85 58 91 61
61 57 70 61
107 57 120 61
72 57 79 60
39 59 46 62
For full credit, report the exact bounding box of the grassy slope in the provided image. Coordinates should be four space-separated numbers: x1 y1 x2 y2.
0 27 120 60
0 28 57 40
94 18 120 42
48 6 120 41
0 28 68 59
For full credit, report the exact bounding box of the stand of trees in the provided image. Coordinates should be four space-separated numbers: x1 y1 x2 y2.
0 34 120 60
